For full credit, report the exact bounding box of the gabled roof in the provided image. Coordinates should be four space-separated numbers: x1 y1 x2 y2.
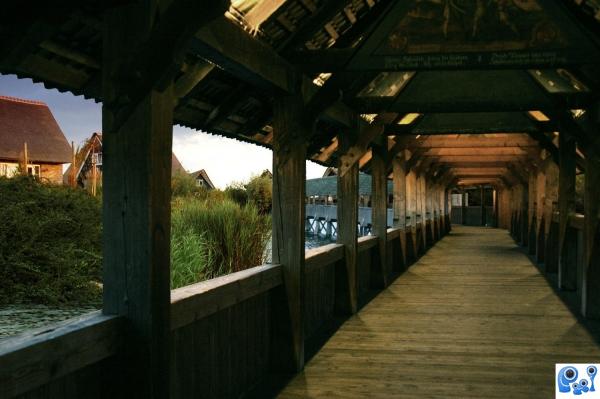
307 173 392 197
0 96 71 163
172 153 186 174
189 169 216 189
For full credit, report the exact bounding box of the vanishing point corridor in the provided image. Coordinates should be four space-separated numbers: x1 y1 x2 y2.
279 226 600 398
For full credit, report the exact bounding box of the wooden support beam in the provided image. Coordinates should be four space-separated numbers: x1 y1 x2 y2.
339 113 396 176
335 131 358 315
535 165 547 263
418 172 427 250
558 132 578 290
392 153 407 229
371 136 389 288
107 0 229 130
583 136 600 318
543 162 559 273
527 167 538 256
102 4 174 397
271 94 307 372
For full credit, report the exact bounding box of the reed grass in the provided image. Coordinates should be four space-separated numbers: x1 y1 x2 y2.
170 197 271 288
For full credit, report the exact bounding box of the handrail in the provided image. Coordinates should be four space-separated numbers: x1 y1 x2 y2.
357 235 378 251
0 312 123 398
171 264 282 330
386 227 401 241
569 213 585 231
305 243 344 271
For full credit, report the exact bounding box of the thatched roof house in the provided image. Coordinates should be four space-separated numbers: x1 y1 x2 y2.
0 95 71 183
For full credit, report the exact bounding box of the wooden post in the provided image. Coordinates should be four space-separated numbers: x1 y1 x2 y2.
461 191 467 225
392 154 406 229
492 188 498 227
336 130 358 315
544 163 559 273
406 168 417 260
371 136 388 288
536 166 546 262
583 151 600 318
418 173 427 250
480 185 485 226
558 132 577 290
271 94 307 371
528 168 537 255
102 4 173 397
393 153 407 266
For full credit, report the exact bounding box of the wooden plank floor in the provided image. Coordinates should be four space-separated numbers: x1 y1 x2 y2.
279 226 600 398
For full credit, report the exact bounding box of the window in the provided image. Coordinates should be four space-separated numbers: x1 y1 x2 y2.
0 162 19 177
27 164 40 178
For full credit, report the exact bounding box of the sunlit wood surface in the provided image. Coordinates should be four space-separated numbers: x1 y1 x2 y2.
278 226 600 398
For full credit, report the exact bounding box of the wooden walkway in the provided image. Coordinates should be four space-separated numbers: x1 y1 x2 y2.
279 226 600 398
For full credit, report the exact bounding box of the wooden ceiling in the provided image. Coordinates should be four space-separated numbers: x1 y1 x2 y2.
0 0 598 188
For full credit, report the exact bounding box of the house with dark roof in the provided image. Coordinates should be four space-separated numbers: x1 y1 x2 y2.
64 132 187 193
189 169 215 190
0 96 71 184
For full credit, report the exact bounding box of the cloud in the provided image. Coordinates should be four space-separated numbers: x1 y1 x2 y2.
173 126 326 189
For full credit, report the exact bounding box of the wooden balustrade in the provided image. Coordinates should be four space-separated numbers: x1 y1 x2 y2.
0 220 451 399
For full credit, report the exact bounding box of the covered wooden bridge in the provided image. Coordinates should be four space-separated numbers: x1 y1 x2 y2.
1 1 600 398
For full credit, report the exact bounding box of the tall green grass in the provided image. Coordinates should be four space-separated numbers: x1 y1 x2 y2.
170 197 271 288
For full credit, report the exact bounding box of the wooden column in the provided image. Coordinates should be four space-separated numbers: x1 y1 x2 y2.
271 94 307 372
528 168 538 255
418 173 427 249
461 191 467 225
392 154 406 229
406 168 417 260
393 154 407 266
544 163 559 273
102 4 173 398
583 151 600 318
520 183 529 246
406 170 416 227
336 131 358 315
371 136 388 288
536 166 547 262
558 132 577 290
480 185 486 226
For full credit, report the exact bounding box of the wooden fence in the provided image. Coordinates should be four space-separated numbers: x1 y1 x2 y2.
0 219 451 399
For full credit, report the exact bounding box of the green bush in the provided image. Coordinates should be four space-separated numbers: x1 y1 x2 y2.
246 175 272 214
170 197 271 288
171 170 207 198
0 177 102 304
225 181 248 206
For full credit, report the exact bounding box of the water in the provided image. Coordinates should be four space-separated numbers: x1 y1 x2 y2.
0 303 100 340
305 234 335 249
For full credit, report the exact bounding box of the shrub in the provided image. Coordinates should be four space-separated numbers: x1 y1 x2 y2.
172 170 206 198
0 177 102 304
170 197 271 287
246 175 272 214
225 182 248 206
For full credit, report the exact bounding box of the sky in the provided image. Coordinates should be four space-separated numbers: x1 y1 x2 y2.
0 74 326 188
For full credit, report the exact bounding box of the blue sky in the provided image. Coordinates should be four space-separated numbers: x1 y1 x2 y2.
0 74 325 188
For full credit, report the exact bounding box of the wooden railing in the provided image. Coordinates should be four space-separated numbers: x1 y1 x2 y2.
0 217 450 399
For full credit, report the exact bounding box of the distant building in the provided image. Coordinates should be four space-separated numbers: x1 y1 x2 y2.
322 167 337 177
260 169 272 179
0 96 71 184
189 169 215 190
64 132 187 193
